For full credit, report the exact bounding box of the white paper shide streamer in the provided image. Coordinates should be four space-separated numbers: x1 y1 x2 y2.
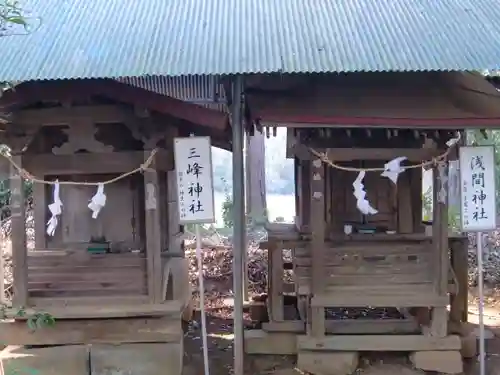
88 183 106 219
46 180 62 236
353 171 378 215
446 131 461 148
381 156 407 184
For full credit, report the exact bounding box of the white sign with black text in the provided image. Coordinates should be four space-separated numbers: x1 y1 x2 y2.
174 136 215 225
459 145 497 232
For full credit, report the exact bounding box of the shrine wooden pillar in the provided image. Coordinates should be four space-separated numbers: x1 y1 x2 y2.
430 160 449 337
449 237 469 324
309 157 326 336
33 183 46 249
143 149 163 303
10 152 28 308
296 158 311 231
267 240 284 321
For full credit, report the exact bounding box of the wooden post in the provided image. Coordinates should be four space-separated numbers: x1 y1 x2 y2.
143 151 163 303
309 158 325 337
410 168 424 233
397 172 414 234
296 159 311 231
33 183 46 249
268 240 284 321
449 237 469 324
430 162 449 337
10 153 28 308
166 170 183 256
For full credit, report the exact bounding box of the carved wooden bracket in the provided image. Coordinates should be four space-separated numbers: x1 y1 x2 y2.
124 119 177 149
52 122 114 155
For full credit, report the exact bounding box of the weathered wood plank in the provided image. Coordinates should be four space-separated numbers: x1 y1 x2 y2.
144 151 163 303
27 251 147 299
13 300 182 320
29 295 150 307
167 170 183 255
33 183 46 249
309 157 326 337
312 291 447 308
430 163 449 337
449 238 468 323
10 154 27 307
294 243 432 258
294 256 431 268
263 319 420 334
292 144 441 161
14 105 132 126
398 172 414 233
410 167 424 233
297 159 311 230
28 279 145 292
28 269 145 282
296 272 433 286
261 233 446 246
23 150 172 175
28 251 146 266
297 334 461 351
0 316 182 345
268 241 284 321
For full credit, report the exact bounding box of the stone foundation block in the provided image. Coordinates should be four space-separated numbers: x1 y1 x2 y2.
244 330 297 355
410 350 463 374
461 332 478 359
90 342 183 375
297 351 359 375
1 345 88 375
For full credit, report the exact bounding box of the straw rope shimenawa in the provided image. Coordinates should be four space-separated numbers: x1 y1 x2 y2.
308 143 456 172
1 148 158 185
1 142 455 184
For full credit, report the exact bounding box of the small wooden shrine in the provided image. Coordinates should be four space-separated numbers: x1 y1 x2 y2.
0 79 229 375
242 72 500 374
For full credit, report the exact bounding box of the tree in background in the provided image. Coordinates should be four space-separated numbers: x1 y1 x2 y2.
0 1 38 218
0 0 28 32
220 178 234 228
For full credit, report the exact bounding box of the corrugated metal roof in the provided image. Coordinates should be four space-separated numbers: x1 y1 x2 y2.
118 76 228 112
2 0 500 80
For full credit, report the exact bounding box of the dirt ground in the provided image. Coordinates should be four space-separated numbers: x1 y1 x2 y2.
182 278 500 375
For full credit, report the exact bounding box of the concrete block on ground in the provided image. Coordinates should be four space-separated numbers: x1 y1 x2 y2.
297 351 359 375
410 350 463 374
90 342 183 375
244 330 297 355
1 345 88 375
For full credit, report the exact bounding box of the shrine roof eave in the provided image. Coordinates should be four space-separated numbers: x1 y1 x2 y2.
258 116 500 130
0 79 229 132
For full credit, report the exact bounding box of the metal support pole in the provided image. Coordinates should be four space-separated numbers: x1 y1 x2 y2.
231 75 245 375
477 231 486 375
196 224 210 375
243 132 249 302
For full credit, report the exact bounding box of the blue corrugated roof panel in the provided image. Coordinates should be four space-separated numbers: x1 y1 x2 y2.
118 76 228 112
2 0 500 81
